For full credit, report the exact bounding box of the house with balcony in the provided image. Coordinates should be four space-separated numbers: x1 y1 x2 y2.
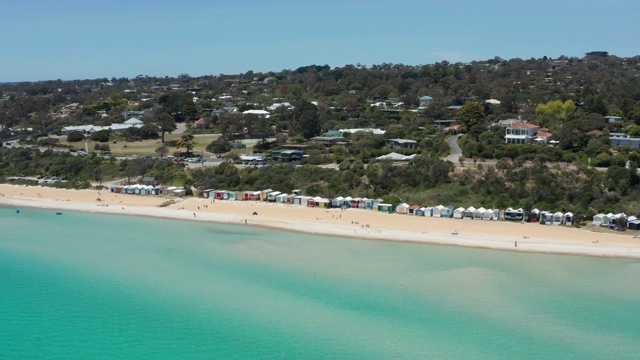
505 122 543 144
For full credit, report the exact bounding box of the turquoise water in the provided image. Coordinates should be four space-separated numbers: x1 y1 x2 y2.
1 207 639 359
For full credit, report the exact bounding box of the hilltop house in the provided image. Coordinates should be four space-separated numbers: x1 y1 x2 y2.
609 133 640 147
419 95 433 107
388 139 417 150
504 122 552 144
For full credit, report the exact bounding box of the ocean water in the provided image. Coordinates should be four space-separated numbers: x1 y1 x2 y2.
1 207 639 359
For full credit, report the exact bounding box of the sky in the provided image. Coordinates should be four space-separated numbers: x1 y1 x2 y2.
0 0 638 82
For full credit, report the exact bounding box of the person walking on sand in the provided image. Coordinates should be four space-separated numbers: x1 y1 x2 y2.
515 241 518 248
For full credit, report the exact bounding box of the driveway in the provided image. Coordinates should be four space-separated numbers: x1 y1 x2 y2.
444 135 462 163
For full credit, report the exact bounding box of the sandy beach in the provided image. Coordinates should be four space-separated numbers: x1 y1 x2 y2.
1 184 639 259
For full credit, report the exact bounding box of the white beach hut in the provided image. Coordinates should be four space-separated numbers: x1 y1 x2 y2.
424 206 434 217
504 207 524 221
267 191 282 202
592 213 606 226
432 205 445 217
552 212 564 225
563 212 574 226
453 207 465 219
463 206 476 219
540 211 553 225
396 203 410 215
473 207 486 220
482 208 493 221
276 193 288 203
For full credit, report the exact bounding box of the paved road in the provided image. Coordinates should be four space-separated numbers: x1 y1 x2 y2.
444 135 462 163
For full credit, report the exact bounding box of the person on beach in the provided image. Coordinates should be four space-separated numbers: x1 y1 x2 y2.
515 241 518 248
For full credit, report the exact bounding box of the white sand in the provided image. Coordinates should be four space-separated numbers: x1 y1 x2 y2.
2 184 640 259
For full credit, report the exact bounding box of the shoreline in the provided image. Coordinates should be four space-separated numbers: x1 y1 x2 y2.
2 184 640 259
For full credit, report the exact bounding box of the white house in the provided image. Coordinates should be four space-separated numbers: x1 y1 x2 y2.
605 115 623 123
453 207 465 219
505 122 540 144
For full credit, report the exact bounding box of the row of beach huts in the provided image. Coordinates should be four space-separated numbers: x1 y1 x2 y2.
200 188 580 226
110 184 187 197
110 185 640 230
592 213 640 230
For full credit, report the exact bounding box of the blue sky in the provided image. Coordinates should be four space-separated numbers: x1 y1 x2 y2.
0 0 637 82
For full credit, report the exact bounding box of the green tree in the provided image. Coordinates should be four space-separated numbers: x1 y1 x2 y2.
66 132 84 142
455 103 486 132
146 105 176 143
206 137 231 154
295 101 321 139
176 132 195 156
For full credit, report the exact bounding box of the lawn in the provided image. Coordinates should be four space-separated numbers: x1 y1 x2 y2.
61 134 221 157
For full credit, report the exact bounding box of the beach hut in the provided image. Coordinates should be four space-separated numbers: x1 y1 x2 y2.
238 191 250 201
110 186 116 193
276 193 288 203
592 213 606 226
301 196 314 207
504 207 524 221
307 197 317 207
563 212 573 226
260 189 273 201
291 189 302 196
284 194 293 204
628 219 640 230
540 211 553 225
406 205 420 215
396 203 410 215
228 192 237 201
491 209 500 220
377 203 394 212
350 197 360 209
332 196 344 208
473 207 486 220
343 196 353 208
415 207 426 216
315 197 331 209
463 206 476 219
363 198 373 210
482 208 493 221
172 188 186 197
453 207 465 219
552 212 563 225
432 205 445 217
292 195 303 205
357 198 367 209
267 191 282 202
202 189 213 198
248 191 261 201
530 208 540 223
372 199 383 210
424 206 434 217
442 205 454 218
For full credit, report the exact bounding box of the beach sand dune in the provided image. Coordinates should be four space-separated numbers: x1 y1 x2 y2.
1 184 639 259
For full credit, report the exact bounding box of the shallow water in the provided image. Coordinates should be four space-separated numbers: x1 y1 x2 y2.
1 207 639 359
